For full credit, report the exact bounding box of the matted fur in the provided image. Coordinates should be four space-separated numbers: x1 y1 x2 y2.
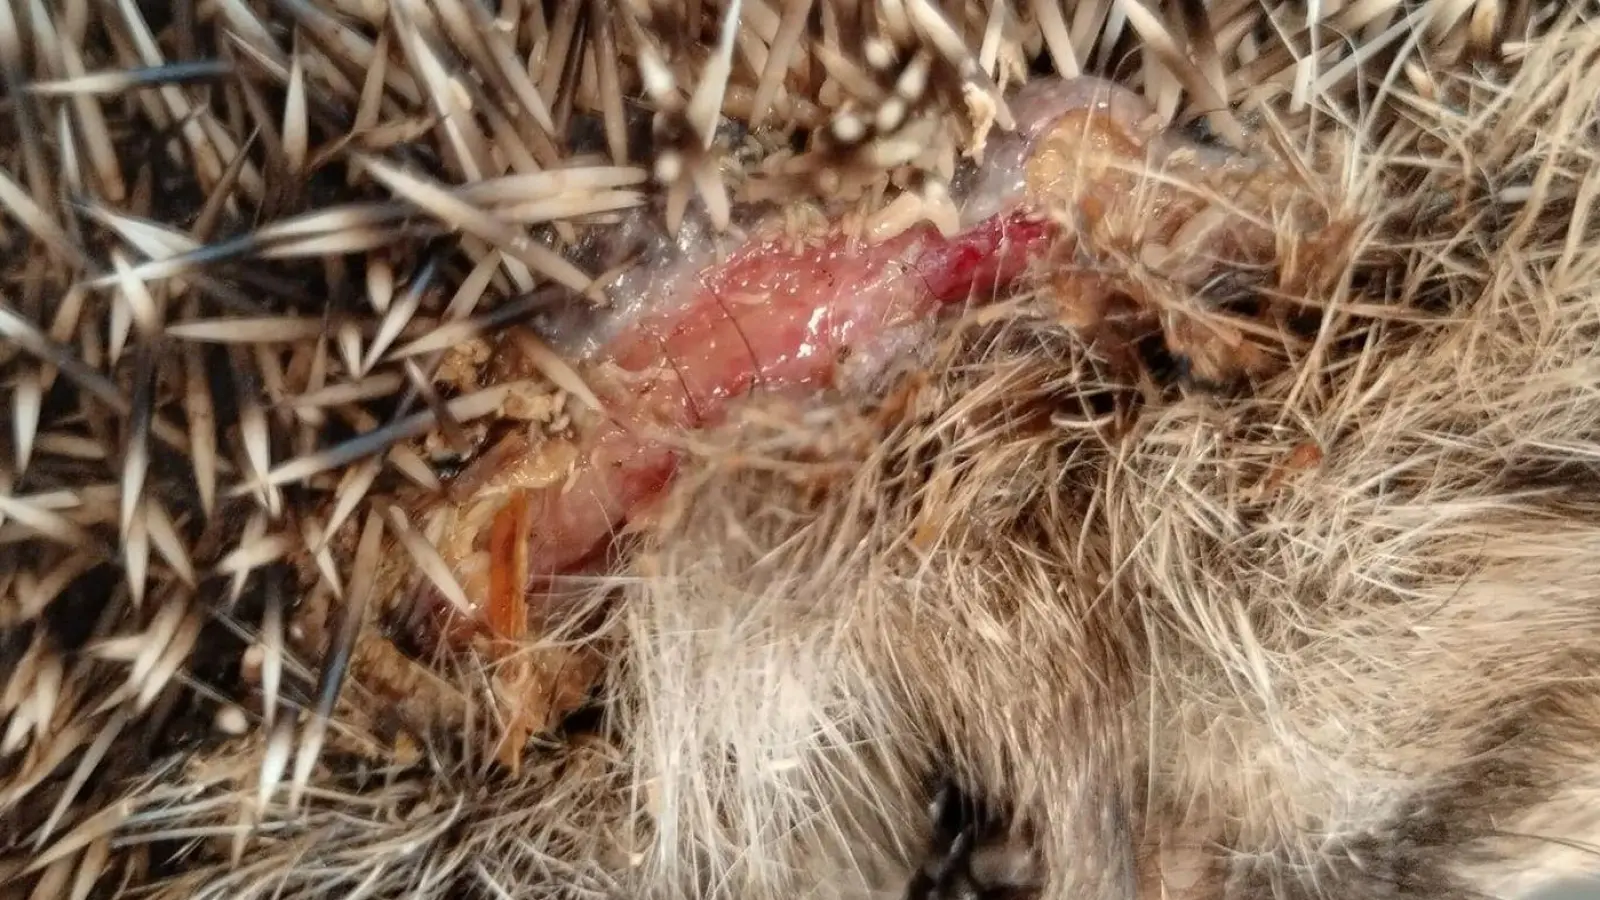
14 13 1600 900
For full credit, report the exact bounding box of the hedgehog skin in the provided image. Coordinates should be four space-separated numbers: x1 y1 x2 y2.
5 2 1600 900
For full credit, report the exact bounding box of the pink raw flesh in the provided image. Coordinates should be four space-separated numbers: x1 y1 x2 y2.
520 211 1056 580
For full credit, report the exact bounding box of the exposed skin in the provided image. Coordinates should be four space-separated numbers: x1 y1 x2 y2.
503 206 1055 583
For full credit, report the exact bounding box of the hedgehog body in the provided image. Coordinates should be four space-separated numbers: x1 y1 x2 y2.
4 2 1600 900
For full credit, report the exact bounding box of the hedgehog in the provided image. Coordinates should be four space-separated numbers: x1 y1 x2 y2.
3 1 1600 899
